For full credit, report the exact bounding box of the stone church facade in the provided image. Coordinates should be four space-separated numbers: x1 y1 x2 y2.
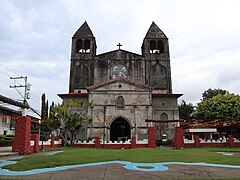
58 21 182 144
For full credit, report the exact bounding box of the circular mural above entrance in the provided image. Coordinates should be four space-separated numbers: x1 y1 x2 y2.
112 64 128 79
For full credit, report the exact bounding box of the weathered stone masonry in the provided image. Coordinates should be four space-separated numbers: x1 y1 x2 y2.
59 21 182 144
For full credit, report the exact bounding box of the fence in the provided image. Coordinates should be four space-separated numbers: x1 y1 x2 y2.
183 135 240 148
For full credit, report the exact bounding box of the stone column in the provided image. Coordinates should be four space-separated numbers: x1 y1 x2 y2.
12 116 31 155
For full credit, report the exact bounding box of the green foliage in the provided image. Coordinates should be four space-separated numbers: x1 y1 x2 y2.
0 140 14 146
40 135 48 141
40 96 55 139
41 93 48 120
0 134 5 140
3 147 240 171
4 137 14 141
0 134 15 146
202 88 228 100
5 134 14 138
49 99 92 146
196 93 240 120
178 100 195 121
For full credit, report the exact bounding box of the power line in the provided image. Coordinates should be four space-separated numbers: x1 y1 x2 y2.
0 76 9 81
0 70 11 78
0 66 44 104
0 65 44 110
0 64 20 76
0 79 9 86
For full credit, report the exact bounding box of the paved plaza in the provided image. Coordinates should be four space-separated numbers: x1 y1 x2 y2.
0 159 240 179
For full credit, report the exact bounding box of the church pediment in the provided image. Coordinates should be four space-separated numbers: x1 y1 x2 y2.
87 77 153 92
97 49 143 60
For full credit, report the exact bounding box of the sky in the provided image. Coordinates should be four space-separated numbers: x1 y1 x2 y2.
0 0 240 116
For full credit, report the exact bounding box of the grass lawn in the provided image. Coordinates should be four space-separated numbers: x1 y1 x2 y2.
3 147 240 171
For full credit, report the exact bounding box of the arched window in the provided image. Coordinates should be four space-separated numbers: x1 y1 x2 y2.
76 39 91 53
150 40 156 53
160 113 168 121
76 39 83 52
149 40 165 54
116 96 125 109
84 39 90 53
157 40 164 53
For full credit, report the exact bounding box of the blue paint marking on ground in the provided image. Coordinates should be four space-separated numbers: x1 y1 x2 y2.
1 160 240 176
123 162 168 172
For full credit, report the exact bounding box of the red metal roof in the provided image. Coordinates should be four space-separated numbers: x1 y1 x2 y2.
58 93 89 99
152 93 183 98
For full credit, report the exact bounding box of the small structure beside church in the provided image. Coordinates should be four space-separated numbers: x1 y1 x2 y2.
58 21 182 145
0 105 20 135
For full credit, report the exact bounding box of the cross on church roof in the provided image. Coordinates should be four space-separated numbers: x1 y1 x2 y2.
117 43 122 50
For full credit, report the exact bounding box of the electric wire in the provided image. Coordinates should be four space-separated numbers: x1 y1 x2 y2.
0 65 53 120
0 64 20 76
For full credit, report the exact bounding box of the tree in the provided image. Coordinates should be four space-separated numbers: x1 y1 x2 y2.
41 93 48 120
178 100 195 121
202 88 228 100
40 94 53 142
50 99 92 146
196 93 240 121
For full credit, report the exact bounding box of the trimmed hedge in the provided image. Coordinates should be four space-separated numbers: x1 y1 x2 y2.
0 134 5 140
0 134 15 146
6 134 15 138
5 137 14 141
0 140 14 147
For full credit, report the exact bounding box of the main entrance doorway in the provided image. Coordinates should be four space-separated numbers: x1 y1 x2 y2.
110 117 131 142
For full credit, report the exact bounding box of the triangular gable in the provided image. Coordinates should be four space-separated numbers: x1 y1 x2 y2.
97 49 143 59
87 77 154 92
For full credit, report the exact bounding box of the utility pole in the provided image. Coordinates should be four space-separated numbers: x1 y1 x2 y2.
10 76 31 116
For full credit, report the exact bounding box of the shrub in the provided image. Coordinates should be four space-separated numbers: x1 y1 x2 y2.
40 135 48 141
0 140 14 147
5 137 14 141
0 134 5 140
6 134 15 138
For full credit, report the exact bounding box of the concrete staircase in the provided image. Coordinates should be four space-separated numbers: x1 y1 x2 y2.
0 146 18 158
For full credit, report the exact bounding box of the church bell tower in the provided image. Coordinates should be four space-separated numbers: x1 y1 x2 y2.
69 21 96 92
142 22 172 93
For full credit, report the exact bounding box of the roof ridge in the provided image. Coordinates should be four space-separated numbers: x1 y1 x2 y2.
87 77 154 90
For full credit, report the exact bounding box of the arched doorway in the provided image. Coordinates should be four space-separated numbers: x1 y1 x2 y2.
110 117 131 142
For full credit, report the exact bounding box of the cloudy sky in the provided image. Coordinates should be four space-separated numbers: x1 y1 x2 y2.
1 0 240 116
